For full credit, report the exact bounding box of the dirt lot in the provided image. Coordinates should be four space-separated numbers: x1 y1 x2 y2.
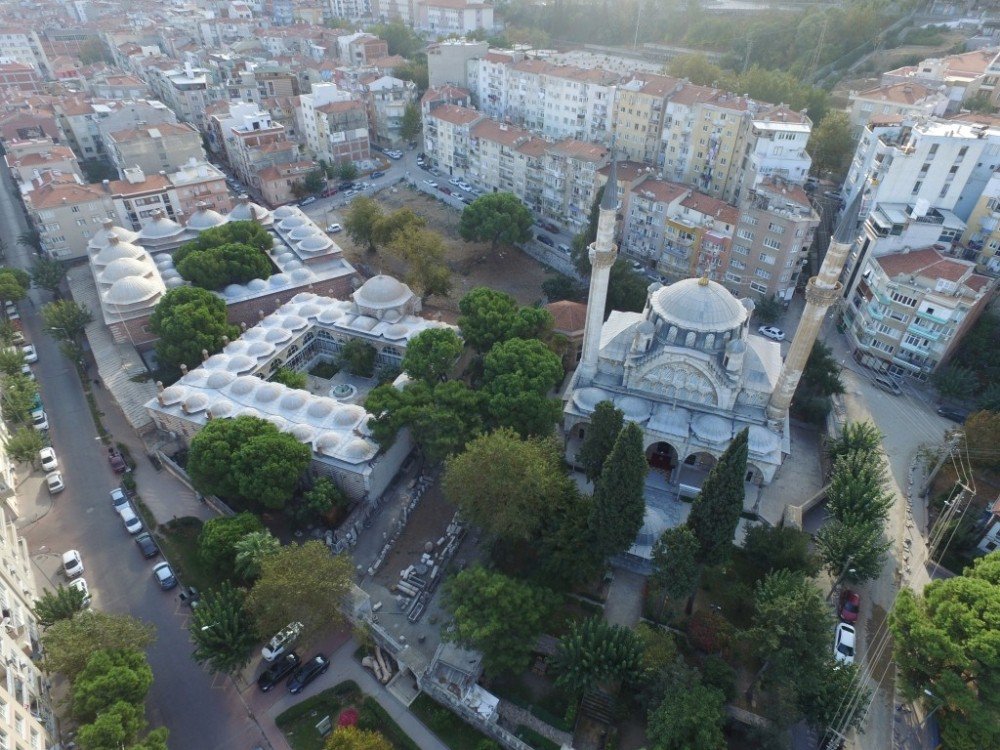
337 185 554 322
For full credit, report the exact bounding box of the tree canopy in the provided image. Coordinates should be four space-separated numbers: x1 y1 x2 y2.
189 582 260 675
197 512 264 577
458 192 534 250
687 428 749 565
42 611 155 682
149 286 238 381
72 649 153 722
650 527 701 608
175 221 273 255
808 110 855 177
552 617 644 696
34 585 88 627
576 400 624 483
590 422 647 559
387 226 452 300
344 197 384 253
646 665 727 750
175 241 272 290
457 287 553 353
401 327 463 382
325 726 393 750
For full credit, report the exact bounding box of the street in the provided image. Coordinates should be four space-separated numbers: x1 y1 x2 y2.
0 165 266 749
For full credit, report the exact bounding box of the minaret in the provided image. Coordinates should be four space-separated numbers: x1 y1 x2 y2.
766 192 863 420
577 158 620 382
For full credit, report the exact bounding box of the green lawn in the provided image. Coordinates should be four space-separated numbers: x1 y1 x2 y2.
155 517 225 592
409 694 497 750
276 681 420 750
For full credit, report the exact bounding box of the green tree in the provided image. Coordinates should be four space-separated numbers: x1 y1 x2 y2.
482 336 563 437
149 287 238 381
0 373 37 425
34 585 88 627
304 168 327 194
387 226 452 300
248 541 354 646
590 422 648 559
687 428 749 565
189 582 260 675
793 341 845 422
42 611 155 682
541 274 585 302
647 676 727 750
175 242 272 290
606 260 650 315
825 450 892 526
742 524 818 577
666 53 728 84
395 59 428 91
325 725 393 750
272 367 307 389
188 416 271 499
400 102 422 140
78 38 110 65
371 20 423 57
932 365 979 401
796 658 869 734
340 339 377 377
443 428 569 541
30 257 66 295
198 512 264 577
401 327 463 382
233 530 281 580
372 208 426 247
76 701 146 750
889 551 1000 750
41 299 92 344
3 426 44 465
650 527 701 615
72 649 153 722
753 295 783 325
815 519 889 585
807 110 856 177
457 287 553 352
17 230 42 252
458 192 534 251
826 421 881 463
552 617 644 696
962 93 997 115
443 565 557 675
176 222 273 255
576 400 624 483
0 348 24 377
532 485 604 589
337 162 359 181
344 197 385 253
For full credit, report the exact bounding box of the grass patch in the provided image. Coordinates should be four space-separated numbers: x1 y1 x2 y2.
276 681 419 750
309 360 340 379
155 517 224 592
410 694 496 750
515 725 559 750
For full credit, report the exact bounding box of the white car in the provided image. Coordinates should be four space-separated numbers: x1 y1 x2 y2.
262 621 303 661
21 363 33 380
457 181 472 191
422 179 438 189
110 488 130 513
69 577 91 607
45 472 65 494
21 345 37 363
118 505 143 534
326 223 343 233
449 177 462 187
757 325 786 342
31 409 48 431
62 550 84 578
834 622 856 665
39 447 58 472
5 303 19 321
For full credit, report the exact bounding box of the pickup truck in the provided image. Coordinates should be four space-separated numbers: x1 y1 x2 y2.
108 447 128 474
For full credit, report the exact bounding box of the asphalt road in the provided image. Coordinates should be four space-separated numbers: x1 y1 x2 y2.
0 166 262 749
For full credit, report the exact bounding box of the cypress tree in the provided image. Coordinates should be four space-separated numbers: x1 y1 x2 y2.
576 401 624 483
590 422 648 559
686 428 749 566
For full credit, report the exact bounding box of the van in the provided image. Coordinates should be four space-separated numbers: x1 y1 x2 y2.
557 243 571 254
872 374 901 396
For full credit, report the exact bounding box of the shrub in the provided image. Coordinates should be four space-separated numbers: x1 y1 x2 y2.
687 609 733 654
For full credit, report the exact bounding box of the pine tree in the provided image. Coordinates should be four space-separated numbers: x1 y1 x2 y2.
686 428 749 566
590 422 648 559
552 617 644 697
576 401 624 483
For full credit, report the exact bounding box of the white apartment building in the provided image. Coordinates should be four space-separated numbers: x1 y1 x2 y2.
0 29 49 75
298 84 371 165
105 122 207 179
467 49 522 121
848 82 949 133
363 75 419 146
147 63 219 131
326 0 374 20
417 0 495 35
731 105 813 204
427 39 488 89
423 103 483 174
25 178 113 260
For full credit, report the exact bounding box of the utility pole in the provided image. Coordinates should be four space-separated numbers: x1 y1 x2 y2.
825 554 856 602
920 431 962 497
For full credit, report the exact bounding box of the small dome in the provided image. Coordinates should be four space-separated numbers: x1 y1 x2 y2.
265 415 289 431
94 240 145 267
299 303 322 320
246 340 276 358
572 387 612 414
330 404 365 427
290 424 315 442
165 276 185 288
273 206 297 219
180 370 208 386
208 399 235 418
292 292 318 303
223 283 246 297
247 279 268 292
99 257 150 283
159 385 186 406
384 324 409 341
307 399 337 420
206 371 236 389
235 407 262 419
298 236 331 253
748 425 780 454
105 275 163 306
187 207 227 230
651 277 748 334
314 432 342 456
226 355 256 374
138 214 184 240
255 383 282 403
283 315 308 331
228 376 259 396
279 216 306 230
340 438 375 462
614 395 652 423
182 393 209 413
354 275 412 309
317 306 345 325
284 260 304 271
154 255 174 269
264 327 292 343
290 268 313 283
289 225 319 241
242 327 267 341
268 273 291 288
202 354 229 370
276 252 296 264
280 392 307 412
229 200 270 223
90 225 140 249
691 414 732 444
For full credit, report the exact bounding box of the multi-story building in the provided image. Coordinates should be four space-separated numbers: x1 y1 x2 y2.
362 75 418 146
106 161 232 229
105 122 207 179
0 61 41 94
881 47 1000 113
148 63 218 130
258 160 317 206
423 103 483 176
848 82 949 133
468 48 522 120
843 246 994 379
539 139 607 232
54 98 177 164
421 84 472 117
427 39 488 89
324 0 374 21
417 0 495 35
0 28 49 74
4 143 81 188
337 33 389 65
211 104 300 192
88 73 150 101
25 178 113 260
730 105 813 204
299 83 371 165
613 73 679 167
960 170 1000 273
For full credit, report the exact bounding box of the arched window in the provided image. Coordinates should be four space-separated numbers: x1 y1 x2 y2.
685 331 696 347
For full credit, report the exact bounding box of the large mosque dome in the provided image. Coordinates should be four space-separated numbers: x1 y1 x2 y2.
649 277 748 333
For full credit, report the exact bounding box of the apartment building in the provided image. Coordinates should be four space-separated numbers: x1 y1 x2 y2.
299 84 370 165
211 104 300 192
0 28 49 75
417 0 495 35
25 179 113 260
147 63 219 130
363 75 418 146
105 122 207 179
0 62 41 94
259 160 317 206
337 33 389 65
106 161 232 230
539 139 607 232
421 84 472 117
423 103 483 174
848 82 949 133
468 49 522 120
962 171 1000 273
730 105 813 204
54 98 177 164
4 144 81 187
88 74 150 101
844 246 994 378
427 39 488 88
613 73 679 167
881 47 1000 113
0 503 57 750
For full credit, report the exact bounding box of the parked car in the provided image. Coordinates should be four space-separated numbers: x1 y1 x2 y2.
457 181 472 192
5 303 19 321
438 186 452 195
69 577 91 607
838 589 860 624
540 220 560 233
326 223 343 233
45 472 65 494
422 179 438 189
108 447 128 473
110 487 130 513
62 550 84 578
134 532 159 558
20 363 33 380
557 243 571 254
385 150 403 160
757 326 786 342
936 406 968 423
31 409 48 431
448 177 462 187
371 170 385 179
872 374 902 396
338 181 355 191
257 651 301 692
298 196 317 206
833 622 856 665
262 621 303 662
21 345 37 363
152 561 177 590
536 234 555 247
119 505 143 534
39 447 58 472
461 196 473 205
322 187 338 198
629 259 644 272
287 653 330 694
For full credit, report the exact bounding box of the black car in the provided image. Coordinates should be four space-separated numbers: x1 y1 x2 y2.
371 170 385 179
338 181 355 190
257 651 300 692
287 653 329 694
536 233 555 247
936 406 969 423
134 532 159 558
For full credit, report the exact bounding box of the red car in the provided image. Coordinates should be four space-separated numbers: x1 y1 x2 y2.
838 589 860 624
108 448 128 474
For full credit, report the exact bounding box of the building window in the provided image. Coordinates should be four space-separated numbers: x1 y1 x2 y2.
754 268 771 280
758 252 776 264
890 292 917 307
737 228 754 241
732 244 749 256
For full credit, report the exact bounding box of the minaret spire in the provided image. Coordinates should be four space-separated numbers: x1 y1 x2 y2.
577 150 620 381
766 191 862 420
